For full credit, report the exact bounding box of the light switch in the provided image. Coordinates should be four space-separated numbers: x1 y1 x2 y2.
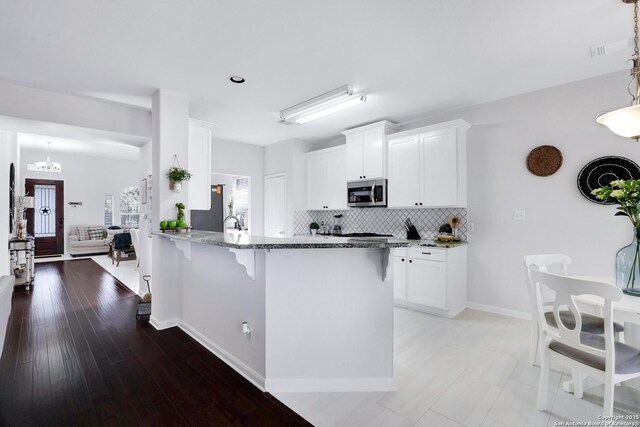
514 210 526 221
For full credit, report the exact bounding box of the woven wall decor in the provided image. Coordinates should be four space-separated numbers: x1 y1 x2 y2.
526 145 563 177
577 156 640 204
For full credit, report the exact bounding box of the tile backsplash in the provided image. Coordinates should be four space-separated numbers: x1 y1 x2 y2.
294 208 467 241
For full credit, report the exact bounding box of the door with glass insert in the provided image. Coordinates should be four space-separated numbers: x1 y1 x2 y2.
25 179 64 257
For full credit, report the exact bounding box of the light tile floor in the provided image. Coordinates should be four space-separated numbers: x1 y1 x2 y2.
275 308 640 427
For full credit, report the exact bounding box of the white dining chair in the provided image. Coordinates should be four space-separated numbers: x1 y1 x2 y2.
130 228 140 270
532 269 640 416
524 254 624 366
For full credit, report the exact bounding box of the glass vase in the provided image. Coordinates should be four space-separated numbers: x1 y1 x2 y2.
616 226 640 297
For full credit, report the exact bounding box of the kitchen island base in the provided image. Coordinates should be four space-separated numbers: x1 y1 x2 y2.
151 232 398 393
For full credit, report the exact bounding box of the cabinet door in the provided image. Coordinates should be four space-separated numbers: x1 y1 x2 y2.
362 128 385 179
388 135 421 208
187 124 212 210
345 133 364 181
307 154 328 210
406 258 447 309
420 129 458 207
393 256 407 300
326 147 347 210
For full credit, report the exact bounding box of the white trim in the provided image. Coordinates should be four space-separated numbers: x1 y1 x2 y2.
265 377 396 393
466 302 532 320
179 321 266 391
149 316 180 330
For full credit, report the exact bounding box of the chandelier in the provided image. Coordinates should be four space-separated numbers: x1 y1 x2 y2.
33 142 62 173
597 0 640 140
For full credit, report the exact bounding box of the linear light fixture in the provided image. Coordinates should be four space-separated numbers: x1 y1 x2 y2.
279 85 366 125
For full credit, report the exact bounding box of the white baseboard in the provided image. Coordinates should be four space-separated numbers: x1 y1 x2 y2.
149 316 180 330
179 321 266 392
265 377 396 393
466 302 531 320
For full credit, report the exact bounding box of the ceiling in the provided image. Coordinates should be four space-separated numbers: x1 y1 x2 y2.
0 0 634 146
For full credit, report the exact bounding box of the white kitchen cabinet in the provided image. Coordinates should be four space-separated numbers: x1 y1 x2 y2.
392 255 407 300
343 121 398 181
387 135 421 208
187 119 213 210
387 119 469 208
306 146 347 210
392 246 467 318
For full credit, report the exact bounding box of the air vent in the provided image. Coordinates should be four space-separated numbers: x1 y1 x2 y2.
591 38 634 58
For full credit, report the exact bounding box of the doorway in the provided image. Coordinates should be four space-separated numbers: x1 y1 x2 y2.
25 179 64 257
264 173 286 238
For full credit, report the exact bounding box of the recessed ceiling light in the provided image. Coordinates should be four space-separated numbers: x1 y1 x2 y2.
229 76 246 84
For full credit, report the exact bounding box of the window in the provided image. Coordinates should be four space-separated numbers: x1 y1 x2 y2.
234 178 249 219
104 194 113 227
120 187 140 227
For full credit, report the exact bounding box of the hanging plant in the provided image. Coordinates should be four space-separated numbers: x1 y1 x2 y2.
167 155 192 192
167 167 192 183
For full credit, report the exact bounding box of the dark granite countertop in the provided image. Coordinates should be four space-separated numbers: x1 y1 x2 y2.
152 229 416 250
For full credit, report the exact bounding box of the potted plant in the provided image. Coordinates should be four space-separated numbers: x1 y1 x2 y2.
309 222 320 236
175 202 187 227
592 179 640 296
167 167 192 192
438 223 453 234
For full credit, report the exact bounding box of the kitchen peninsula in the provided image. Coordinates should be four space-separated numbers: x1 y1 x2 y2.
152 230 413 393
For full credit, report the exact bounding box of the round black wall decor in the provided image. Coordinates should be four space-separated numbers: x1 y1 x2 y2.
577 156 640 204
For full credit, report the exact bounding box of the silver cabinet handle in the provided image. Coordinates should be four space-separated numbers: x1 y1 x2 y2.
422 252 431 255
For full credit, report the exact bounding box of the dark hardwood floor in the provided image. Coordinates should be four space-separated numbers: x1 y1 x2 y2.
0 259 312 427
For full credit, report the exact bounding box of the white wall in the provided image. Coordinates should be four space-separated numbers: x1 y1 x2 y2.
397 70 639 316
21 148 140 254
0 131 19 275
264 138 315 237
137 141 152 295
212 138 265 235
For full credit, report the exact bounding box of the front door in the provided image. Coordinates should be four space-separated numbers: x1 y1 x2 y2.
25 179 64 257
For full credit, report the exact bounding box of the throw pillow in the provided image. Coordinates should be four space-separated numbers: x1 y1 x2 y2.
88 227 104 240
77 226 89 241
106 229 123 242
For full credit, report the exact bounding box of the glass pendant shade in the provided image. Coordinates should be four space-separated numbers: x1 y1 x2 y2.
596 104 640 139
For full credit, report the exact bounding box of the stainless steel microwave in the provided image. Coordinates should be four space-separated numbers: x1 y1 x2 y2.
347 179 387 207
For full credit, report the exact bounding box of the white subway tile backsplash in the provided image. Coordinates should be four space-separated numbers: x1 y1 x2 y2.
294 208 467 241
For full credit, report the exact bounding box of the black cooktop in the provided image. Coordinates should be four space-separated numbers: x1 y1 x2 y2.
340 233 393 238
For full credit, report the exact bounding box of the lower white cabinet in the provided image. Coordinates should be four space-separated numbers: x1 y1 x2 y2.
392 246 467 318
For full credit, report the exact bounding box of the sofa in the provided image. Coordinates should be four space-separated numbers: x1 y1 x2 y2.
68 225 111 256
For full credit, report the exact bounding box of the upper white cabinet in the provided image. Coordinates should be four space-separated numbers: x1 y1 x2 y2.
306 146 347 210
187 119 213 211
387 119 469 208
342 121 398 181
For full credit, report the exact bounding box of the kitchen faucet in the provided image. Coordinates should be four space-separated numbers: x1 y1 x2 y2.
223 215 242 232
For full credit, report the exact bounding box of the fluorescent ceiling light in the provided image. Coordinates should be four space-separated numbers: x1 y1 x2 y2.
279 85 367 125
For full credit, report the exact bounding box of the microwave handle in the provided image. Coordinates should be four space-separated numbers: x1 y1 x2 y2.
371 185 375 201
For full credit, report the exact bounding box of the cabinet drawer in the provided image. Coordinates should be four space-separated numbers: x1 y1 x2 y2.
408 248 446 262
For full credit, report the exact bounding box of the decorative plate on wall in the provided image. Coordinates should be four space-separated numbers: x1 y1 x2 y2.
526 145 563 177
577 156 640 204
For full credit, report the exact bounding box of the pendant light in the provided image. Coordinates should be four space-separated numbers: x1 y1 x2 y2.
33 142 62 173
597 0 640 140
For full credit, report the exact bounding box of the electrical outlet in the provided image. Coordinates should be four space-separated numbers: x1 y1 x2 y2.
514 210 526 221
